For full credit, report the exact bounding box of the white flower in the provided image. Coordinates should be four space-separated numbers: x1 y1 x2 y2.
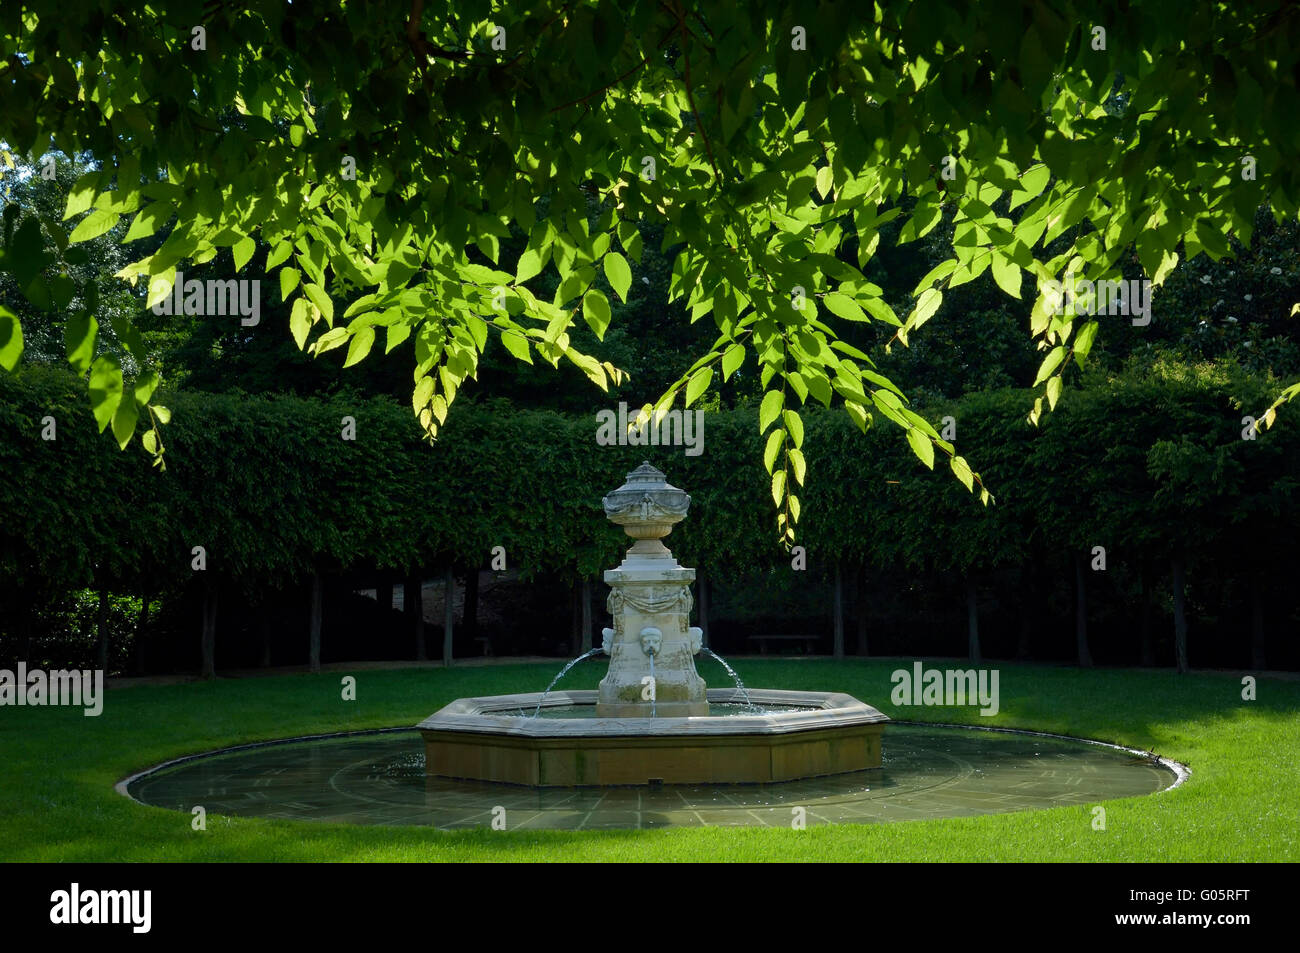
1215 299 1224 307
1244 341 1253 348
1227 316 1238 323
1271 267 1282 275
1200 275 1212 284
641 277 650 285
1244 294 1252 302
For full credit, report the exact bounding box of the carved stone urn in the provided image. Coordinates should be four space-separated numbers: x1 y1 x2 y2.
597 462 707 717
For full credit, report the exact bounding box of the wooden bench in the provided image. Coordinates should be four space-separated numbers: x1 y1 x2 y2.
747 634 822 655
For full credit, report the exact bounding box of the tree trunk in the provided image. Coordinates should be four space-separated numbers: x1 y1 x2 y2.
1250 573 1266 670
259 613 273 668
308 572 323 673
463 566 480 645
832 562 844 658
1139 562 1155 667
406 575 426 661
1172 555 1189 674
442 565 455 666
856 564 868 656
966 576 981 663
96 587 109 673
375 581 393 619
580 579 593 653
200 584 218 679
132 591 151 676
697 570 710 650
1074 554 1093 667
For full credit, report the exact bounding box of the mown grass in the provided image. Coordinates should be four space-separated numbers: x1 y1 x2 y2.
1 658 1296 861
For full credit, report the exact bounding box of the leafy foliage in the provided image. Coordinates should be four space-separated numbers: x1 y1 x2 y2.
3 1 1300 541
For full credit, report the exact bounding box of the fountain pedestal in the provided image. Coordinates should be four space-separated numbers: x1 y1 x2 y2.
596 463 707 717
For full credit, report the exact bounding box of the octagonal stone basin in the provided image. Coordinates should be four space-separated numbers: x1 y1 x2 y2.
418 689 889 786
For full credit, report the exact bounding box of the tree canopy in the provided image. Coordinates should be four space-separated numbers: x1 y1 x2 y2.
2 0 1299 542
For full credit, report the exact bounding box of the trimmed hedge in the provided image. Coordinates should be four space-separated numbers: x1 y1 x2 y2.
2 362 1297 669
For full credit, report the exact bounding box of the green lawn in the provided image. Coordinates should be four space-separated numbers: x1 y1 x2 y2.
2 659 1295 861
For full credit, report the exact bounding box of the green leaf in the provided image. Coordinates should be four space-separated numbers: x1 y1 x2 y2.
68 208 119 243
1045 374 1063 410
500 329 532 363
386 322 411 354
909 287 942 329
721 343 745 380
907 428 935 469
823 292 869 322
603 251 632 302
146 269 175 310
1073 320 1099 365
63 171 101 220
232 235 256 272
9 217 51 287
620 227 643 263
991 253 1021 298
88 354 124 432
123 202 172 242
516 247 544 283
788 447 806 485
64 312 97 374
303 283 334 324
950 454 974 491
266 240 293 270
685 366 713 407
1033 345 1067 385
845 400 870 432
783 408 804 448
151 405 172 425
582 288 611 339
289 298 312 349
412 375 435 412
0 306 23 371
343 326 375 367
111 393 138 449
21 275 53 311
764 428 785 473
771 468 787 507
759 389 784 434
815 165 834 199
861 297 902 326
133 369 160 405
110 313 146 361
1008 164 1050 210
280 267 300 300
914 259 958 293
50 273 76 309
313 327 349 355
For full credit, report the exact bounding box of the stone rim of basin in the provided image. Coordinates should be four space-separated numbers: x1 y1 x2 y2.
417 688 889 737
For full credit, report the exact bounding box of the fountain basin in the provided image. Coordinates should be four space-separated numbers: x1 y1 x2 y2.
418 689 888 786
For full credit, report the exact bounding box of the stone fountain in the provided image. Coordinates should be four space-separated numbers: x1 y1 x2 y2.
418 463 888 786
597 462 706 716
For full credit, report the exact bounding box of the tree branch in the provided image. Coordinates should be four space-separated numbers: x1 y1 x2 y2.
674 1 720 185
